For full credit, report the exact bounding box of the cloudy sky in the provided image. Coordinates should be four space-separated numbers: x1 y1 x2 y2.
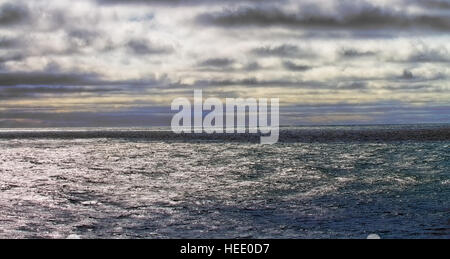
0 0 449 127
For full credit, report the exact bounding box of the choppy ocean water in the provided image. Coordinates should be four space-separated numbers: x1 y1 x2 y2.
0 124 449 239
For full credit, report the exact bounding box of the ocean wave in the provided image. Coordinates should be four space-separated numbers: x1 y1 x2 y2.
0 125 449 142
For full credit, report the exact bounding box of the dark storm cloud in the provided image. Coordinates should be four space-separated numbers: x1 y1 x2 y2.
169 78 357 91
169 73 447 93
0 72 100 86
0 71 168 100
169 78 309 88
196 6 450 31
414 0 450 9
198 58 235 68
126 39 173 55
196 60 262 72
406 48 450 63
0 53 25 63
0 72 162 87
67 29 101 46
251 44 315 58
0 86 121 99
337 81 369 90
96 0 276 6
245 61 261 71
0 3 29 26
362 72 445 87
340 48 377 58
394 69 446 83
0 36 19 48
383 84 444 92
282 61 312 71
401 70 415 80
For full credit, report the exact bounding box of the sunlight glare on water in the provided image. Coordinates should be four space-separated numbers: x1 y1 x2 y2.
0 126 449 239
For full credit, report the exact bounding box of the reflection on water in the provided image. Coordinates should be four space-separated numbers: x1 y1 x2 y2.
0 127 449 238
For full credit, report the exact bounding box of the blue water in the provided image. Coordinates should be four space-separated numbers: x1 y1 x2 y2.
0 125 448 239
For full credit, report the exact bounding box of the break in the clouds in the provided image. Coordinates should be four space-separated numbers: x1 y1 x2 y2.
0 0 449 127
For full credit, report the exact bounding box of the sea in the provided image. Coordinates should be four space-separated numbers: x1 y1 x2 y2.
0 124 449 239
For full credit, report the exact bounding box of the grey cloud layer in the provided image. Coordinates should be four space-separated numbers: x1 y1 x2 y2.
96 0 276 6
198 58 235 68
251 44 315 58
0 72 99 86
282 61 312 71
196 6 450 31
126 39 173 55
340 49 378 58
0 72 162 87
0 3 29 26
0 0 448 126
415 0 450 9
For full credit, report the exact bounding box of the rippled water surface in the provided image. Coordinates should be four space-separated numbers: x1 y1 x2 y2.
0 128 449 239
